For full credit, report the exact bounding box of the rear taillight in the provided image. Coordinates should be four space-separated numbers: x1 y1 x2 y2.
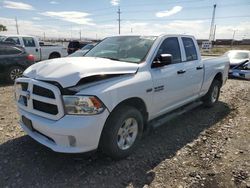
27 54 35 62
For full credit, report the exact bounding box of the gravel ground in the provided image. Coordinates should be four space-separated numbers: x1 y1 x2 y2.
0 79 249 188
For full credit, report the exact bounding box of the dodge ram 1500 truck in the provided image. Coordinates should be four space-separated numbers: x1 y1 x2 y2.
14 35 229 159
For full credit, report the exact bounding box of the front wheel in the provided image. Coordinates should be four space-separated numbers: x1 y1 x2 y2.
100 106 143 159
202 79 221 107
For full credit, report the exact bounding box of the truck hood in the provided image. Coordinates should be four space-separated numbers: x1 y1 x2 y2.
24 57 139 88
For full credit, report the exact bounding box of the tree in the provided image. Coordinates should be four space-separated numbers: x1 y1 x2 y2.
0 24 7 32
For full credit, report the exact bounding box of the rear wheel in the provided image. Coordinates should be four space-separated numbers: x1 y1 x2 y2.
202 79 221 107
6 66 24 83
49 53 60 59
100 106 143 159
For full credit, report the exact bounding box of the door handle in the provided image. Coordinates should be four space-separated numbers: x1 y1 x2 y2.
177 70 186 74
196 66 203 70
35 48 38 52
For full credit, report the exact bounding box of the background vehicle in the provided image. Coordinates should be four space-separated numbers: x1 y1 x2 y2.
67 40 91 55
68 43 97 57
0 42 35 83
15 35 229 159
224 50 250 69
229 60 250 80
1 35 68 61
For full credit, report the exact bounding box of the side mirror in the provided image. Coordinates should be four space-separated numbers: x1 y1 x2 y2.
152 54 172 68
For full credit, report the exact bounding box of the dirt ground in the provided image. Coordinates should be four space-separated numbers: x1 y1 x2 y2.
0 79 249 188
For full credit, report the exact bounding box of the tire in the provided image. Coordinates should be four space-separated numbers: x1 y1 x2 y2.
100 105 144 160
202 79 221 107
49 53 60 59
6 66 24 83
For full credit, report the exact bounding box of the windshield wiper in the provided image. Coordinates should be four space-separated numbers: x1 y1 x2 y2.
100 57 122 61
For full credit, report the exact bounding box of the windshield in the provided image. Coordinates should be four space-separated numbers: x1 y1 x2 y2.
68 50 86 57
85 36 157 63
81 44 95 50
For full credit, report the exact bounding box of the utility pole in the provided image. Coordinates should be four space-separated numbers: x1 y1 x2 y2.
117 6 121 34
79 30 82 40
43 32 46 41
209 4 216 41
15 17 19 35
213 24 216 41
231 30 236 48
131 28 133 33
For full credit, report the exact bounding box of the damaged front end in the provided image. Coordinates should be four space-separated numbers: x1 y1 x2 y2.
229 60 250 80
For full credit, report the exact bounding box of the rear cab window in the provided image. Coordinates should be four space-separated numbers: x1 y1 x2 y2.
182 37 198 61
22 37 36 47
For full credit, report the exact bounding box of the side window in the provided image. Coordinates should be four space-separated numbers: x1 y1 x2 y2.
156 37 181 63
22 37 36 47
5 37 20 45
4 46 22 55
182 37 198 61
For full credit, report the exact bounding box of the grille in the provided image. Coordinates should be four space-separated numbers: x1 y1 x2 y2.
33 100 58 115
33 85 55 99
16 82 28 91
15 78 64 120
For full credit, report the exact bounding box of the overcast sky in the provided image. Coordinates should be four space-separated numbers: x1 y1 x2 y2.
0 0 250 40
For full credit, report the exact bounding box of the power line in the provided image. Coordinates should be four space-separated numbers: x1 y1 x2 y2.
121 2 250 14
122 15 250 22
120 0 207 8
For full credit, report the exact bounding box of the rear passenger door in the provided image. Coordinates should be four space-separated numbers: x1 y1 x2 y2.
181 37 203 97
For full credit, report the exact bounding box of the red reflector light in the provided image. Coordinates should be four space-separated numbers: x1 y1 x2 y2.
27 54 35 62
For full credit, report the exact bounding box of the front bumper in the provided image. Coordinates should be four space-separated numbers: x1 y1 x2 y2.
18 108 109 153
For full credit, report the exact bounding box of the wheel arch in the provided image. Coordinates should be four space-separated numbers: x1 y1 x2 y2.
113 97 148 122
213 72 223 87
102 97 149 135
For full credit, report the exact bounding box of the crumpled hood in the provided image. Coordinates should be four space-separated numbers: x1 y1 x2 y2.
230 58 249 65
24 57 139 88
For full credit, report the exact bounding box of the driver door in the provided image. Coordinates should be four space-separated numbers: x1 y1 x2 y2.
150 37 191 118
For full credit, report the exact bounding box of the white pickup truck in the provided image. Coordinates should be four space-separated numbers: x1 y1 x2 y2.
15 35 229 159
1 35 68 61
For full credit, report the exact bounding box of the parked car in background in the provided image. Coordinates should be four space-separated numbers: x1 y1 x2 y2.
0 42 35 83
224 50 250 69
1 35 68 61
67 40 91 55
15 35 229 159
229 60 250 80
68 43 97 57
